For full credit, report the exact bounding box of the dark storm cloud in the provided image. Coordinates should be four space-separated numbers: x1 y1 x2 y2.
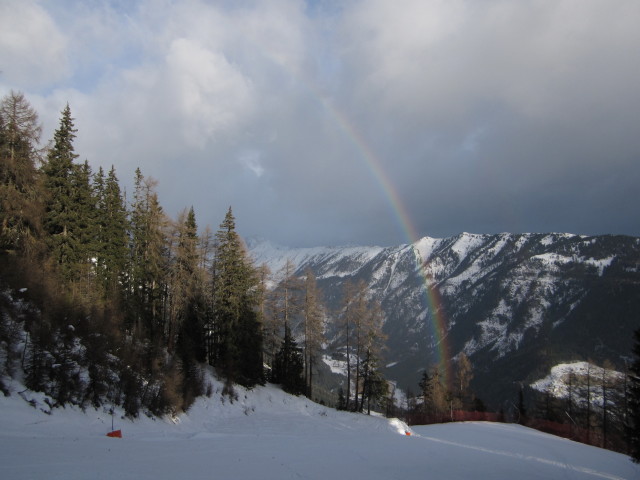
1 0 639 247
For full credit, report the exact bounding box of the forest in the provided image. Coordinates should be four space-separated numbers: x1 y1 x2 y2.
0 91 388 417
1 91 639 462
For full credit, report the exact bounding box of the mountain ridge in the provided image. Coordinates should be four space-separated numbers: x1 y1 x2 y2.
247 232 640 407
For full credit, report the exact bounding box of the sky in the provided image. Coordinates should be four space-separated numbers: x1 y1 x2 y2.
1 0 639 247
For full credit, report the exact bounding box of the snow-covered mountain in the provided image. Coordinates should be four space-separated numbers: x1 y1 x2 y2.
247 233 640 407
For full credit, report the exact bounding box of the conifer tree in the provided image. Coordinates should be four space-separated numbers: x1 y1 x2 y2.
419 369 432 418
337 387 347 410
627 328 640 462
94 166 105 214
359 347 387 414
357 299 386 413
41 104 94 286
70 160 98 295
272 323 305 395
42 105 78 264
94 165 129 297
169 207 205 356
600 359 616 449
128 168 168 338
42 105 101 293
171 207 208 407
211 207 263 387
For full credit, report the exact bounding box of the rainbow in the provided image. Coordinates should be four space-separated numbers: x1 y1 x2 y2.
263 51 453 390
320 99 453 391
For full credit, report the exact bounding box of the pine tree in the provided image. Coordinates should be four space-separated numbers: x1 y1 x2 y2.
235 301 264 387
169 207 208 373
272 323 305 395
627 329 640 462
359 347 387 414
337 387 347 410
41 106 101 297
585 362 593 444
357 299 386 413
419 369 432 418
517 385 527 425
42 104 87 284
599 359 616 450
171 208 208 408
211 207 263 387
128 168 168 338
94 165 128 297
70 160 98 296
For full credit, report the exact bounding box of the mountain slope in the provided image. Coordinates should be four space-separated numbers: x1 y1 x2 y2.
248 233 640 407
1 377 637 480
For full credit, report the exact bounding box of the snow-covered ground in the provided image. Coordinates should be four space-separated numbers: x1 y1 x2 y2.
531 362 625 405
0 377 638 480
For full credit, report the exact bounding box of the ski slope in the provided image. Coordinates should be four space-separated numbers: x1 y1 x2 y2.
0 378 637 480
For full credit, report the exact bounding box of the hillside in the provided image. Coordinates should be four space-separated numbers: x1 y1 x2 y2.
0 377 637 480
248 233 640 407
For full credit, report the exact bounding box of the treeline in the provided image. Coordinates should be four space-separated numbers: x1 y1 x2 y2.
263 261 388 412
404 352 640 460
0 91 350 416
404 353 480 424
331 279 387 413
525 362 635 454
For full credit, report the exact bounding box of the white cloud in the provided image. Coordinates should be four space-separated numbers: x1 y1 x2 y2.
2 0 639 246
0 0 69 89
165 37 255 149
239 150 265 178
340 0 640 126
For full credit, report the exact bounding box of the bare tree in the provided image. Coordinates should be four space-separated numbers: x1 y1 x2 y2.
302 268 324 399
0 91 44 254
454 353 473 410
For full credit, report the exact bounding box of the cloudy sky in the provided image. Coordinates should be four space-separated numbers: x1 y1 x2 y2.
1 0 639 247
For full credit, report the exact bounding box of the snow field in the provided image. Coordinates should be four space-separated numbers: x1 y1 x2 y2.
1 376 638 480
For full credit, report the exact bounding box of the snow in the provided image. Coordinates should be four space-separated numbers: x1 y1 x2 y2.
584 256 615 276
486 233 510 256
322 354 348 376
531 362 625 404
442 260 483 293
1 377 637 480
450 232 486 258
531 253 615 276
533 252 575 267
412 236 443 262
247 238 385 280
541 233 578 246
